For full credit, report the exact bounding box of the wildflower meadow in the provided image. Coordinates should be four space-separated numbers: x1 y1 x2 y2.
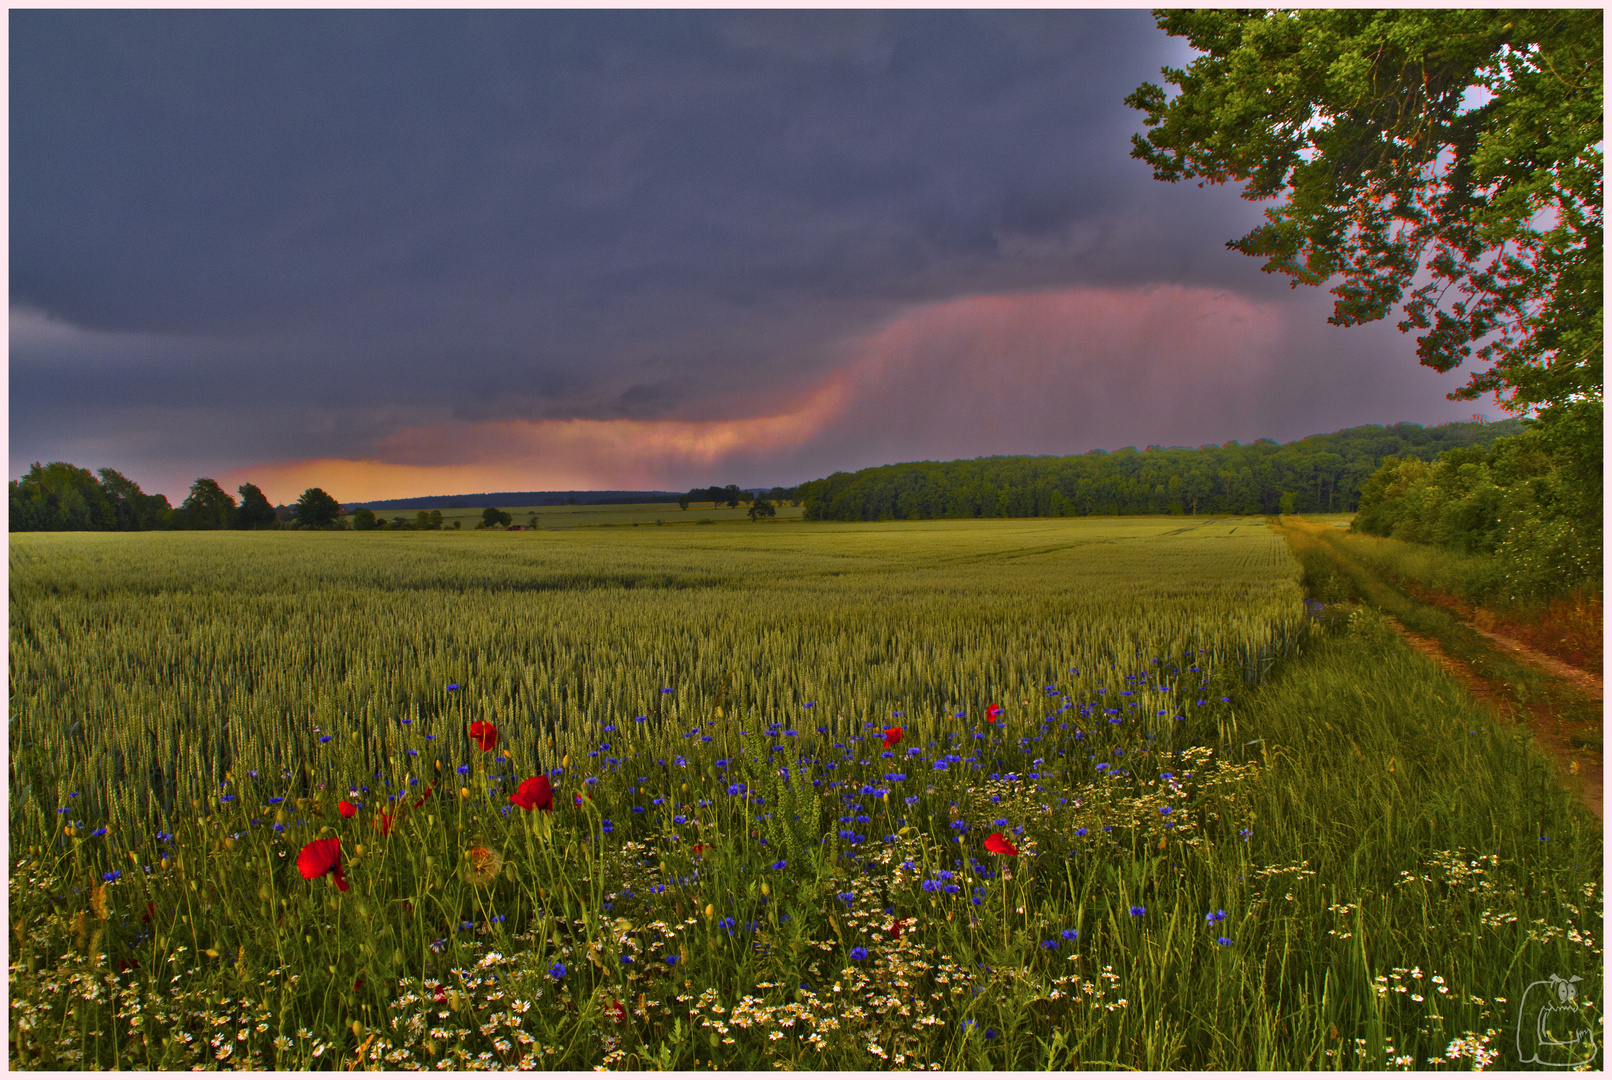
8 518 1601 1069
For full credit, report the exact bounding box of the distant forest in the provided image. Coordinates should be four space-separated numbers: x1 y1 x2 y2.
797 419 1526 521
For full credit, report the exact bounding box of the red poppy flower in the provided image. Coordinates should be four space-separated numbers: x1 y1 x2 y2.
338 800 358 818
353 977 365 992
691 843 708 858
510 775 554 812
297 837 350 891
468 720 499 752
573 791 593 806
375 812 397 836
141 901 156 923
607 1000 626 1024
413 785 434 809
984 831 1018 856
887 917 912 940
985 703 1003 723
883 726 903 749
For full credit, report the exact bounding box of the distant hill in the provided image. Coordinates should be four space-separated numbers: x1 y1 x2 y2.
348 490 689 512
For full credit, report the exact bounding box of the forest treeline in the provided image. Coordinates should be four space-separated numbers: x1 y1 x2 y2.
1352 404 1601 597
8 464 342 531
797 419 1524 522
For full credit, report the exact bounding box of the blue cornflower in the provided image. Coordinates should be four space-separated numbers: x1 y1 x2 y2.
447 683 461 691
932 760 949 771
1129 905 1146 917
1216 936 1233 946
849 946 869 961
771 859 787 871
1040 940 1057 950
985 1028 999 1040
456 765 470 775
601 820 614 834
803 701 815 708
102 870 121 882
1206 909 1228 924
673 815 687 825
718 917 736 931
837 891 855 907
993 818 1008 827
726 782 747 797
664 954 679 966
1060 929 1079 941
1074 828 1087 837
548 962 566 979
267 797 284 804
631 806 645 814
90 827 108 837
950 820 967 832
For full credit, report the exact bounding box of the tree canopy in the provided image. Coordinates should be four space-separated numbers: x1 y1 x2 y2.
1128 10 1602 424
174 478 237 530
236 483 278 529
294 487 342 529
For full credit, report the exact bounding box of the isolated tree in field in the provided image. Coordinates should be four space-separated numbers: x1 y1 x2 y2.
351 508 378 530
481 506 512 529
1128 10 1602 438
748 498 776 522
678 493 691 510
177 478 238 530
722 484 743 508
294 487 342 529
235 482 278 529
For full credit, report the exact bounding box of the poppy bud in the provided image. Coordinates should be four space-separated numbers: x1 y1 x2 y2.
64 826 76 837
350 1020 363 1037
224 838 236 851
435 760 441 771
761 883 770 896
562 755 570 770
354 844 364 857
704 904 714 919
460 787 470 799
160 857 168 870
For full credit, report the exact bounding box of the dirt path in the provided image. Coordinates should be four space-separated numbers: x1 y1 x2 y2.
1387 616 1603 822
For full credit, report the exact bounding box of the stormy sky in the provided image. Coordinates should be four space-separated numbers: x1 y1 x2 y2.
11 9 1488 505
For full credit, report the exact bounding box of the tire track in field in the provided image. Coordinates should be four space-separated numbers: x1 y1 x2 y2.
1387 618 1602 822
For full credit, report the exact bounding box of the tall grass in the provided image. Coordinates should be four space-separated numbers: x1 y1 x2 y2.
8 519 1599 1069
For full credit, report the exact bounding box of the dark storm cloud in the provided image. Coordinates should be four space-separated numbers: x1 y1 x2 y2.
11 10 1469 500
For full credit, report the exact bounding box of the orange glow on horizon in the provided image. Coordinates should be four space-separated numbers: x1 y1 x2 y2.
223 283 1287 505
223 375 852 505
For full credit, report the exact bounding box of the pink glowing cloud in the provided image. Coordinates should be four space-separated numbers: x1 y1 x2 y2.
225 283 1470 504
